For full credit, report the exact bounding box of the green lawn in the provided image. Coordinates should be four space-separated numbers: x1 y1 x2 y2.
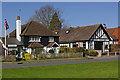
2 61 118 78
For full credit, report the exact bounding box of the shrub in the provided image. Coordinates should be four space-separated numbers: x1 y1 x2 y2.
74 47 85 52
85 49 98 56
22 51 27 58
24 53 31 60
10 50 16 55
59 47 67 53
34 48 43 59
68 48 76 53
49 49 54 54
34 48 43 55
110 44 120 53
59 47 77 53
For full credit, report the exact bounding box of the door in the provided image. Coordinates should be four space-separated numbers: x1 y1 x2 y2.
53 47 57 53
94 41 103 50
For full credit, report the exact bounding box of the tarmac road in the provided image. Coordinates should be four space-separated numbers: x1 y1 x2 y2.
1 56 119 69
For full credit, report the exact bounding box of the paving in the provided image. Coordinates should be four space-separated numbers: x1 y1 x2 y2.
2 56 119 69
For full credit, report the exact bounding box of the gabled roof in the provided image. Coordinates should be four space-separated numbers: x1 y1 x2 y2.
56 24 103 43
47 42 59 47
21 21 58 36
106 28 118 41
28 42 44 48
8 21 58 38
106 27 120 43
8 25 27 38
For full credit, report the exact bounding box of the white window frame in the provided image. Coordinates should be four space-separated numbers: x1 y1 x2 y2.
49 37 54 42
29 36 41 42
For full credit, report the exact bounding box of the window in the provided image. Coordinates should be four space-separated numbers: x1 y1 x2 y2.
49 37 54 42
73 43 78 47
66 30 70 34
83 42 86 49
29 36 41 42
55 32 58 34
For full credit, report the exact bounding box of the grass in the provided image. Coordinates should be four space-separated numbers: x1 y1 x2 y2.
2 61 118 78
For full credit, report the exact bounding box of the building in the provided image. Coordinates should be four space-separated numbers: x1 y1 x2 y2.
4 16 60 56
55 24 115 53
105 27 120 44
0 37 23 56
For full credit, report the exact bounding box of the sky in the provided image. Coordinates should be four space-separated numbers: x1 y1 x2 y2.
1 2 119 37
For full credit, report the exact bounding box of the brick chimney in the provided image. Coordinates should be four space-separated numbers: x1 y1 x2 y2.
16 16 21 41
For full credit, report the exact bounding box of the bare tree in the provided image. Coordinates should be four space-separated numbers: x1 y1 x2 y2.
29 5 63 29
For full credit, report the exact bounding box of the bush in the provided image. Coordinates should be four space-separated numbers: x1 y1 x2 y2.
110 44 120 53
59 47 77 53
34 48 43 59
85 49 98 56
22 51 27 58
34 48 43 55
59 47 67 53
74 47 85 52
68 48 77 53
10 50 16 55
24 53 31 60
49 49 54 54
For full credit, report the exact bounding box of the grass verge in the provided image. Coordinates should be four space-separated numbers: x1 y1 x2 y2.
2 61 118 78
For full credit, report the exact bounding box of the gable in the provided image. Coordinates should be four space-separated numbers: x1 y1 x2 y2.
90 25 111 41
52 44 59 47
47 42 59 47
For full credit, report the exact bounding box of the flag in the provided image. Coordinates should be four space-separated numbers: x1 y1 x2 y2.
4 19 9 30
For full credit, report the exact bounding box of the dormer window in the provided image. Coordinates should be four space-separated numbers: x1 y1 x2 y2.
55 32 58 34
49 37 54 42
29 36 41 42
66 30 70 34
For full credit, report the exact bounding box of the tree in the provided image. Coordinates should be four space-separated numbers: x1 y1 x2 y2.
49 12 62 31
29 5 60 28
28 5 68 30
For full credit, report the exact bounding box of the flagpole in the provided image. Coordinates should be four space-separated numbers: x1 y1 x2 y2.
5 25 6 58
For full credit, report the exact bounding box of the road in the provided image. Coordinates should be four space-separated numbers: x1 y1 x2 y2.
2 56 119 69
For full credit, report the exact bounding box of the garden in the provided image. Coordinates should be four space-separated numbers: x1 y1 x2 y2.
2 47 99 62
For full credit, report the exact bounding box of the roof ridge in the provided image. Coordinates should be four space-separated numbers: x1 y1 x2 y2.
61 24 102 31
73 24 102 29
21 21 32 36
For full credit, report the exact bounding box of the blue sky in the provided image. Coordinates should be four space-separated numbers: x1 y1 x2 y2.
2 2 118 37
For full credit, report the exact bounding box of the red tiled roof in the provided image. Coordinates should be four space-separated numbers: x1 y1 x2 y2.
47 42 55 47
106 27 120 44
47 42 59 47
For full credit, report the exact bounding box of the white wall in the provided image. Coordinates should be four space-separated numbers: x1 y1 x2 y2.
86 41 88 49
60 43 69 47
